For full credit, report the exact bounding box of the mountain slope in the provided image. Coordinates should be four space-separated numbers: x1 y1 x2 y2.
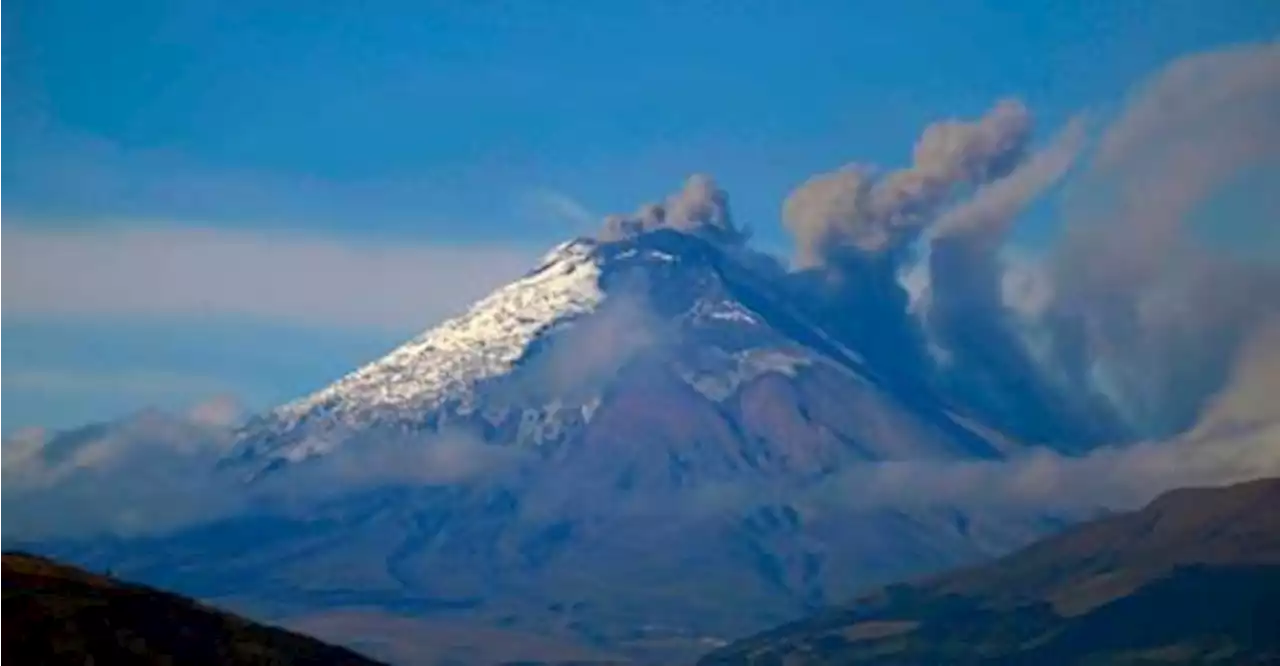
2 551 385 666
230 229 1008 475
699 477 1280 665
25 482 1067 663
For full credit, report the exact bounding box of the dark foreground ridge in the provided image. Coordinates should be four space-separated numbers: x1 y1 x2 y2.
1 551 385 666
700 476 1280 665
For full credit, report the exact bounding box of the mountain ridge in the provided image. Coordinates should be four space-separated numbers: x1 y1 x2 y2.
699 476 1280 665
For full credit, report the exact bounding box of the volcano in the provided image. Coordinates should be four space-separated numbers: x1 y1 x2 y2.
16 228 1087 663
231 228 1016 477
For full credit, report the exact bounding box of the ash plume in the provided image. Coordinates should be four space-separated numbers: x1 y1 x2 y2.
783 99 1032 269
929 116 1087 243
585 43 1275 450
918 117 1125 446
1039 40 1280 437
600 173 748 246
767 101 1035 399
761 42 1280 446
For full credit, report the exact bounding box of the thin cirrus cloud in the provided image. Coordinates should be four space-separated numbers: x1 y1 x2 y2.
518 187 600 233
2 225 543 331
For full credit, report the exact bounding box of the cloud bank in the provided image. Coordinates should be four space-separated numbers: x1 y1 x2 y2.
821 320 1280 512
4 319 1275 541
2 227 540 330
1 409 524 540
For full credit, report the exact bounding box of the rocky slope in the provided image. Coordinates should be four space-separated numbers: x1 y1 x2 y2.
2 551 384 666
700 477 1280 665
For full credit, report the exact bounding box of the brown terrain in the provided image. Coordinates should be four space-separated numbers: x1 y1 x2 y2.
701 477 1280 665
924 475 1280 614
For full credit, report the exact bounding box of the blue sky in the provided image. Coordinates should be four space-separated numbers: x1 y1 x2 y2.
4 0 1279 432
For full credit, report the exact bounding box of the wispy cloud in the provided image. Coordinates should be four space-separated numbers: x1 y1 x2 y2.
519 188 599 232
3 226 541 330
1 409 242 537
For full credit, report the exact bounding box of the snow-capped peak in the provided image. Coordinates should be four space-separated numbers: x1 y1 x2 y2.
270 237 607 429
233 229 890 469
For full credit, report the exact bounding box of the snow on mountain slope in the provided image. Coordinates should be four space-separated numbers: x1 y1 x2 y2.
232 229 1006 471
273 239 605 426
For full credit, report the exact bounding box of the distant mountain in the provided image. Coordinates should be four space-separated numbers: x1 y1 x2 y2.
2 551 384 666
699 477 1280 665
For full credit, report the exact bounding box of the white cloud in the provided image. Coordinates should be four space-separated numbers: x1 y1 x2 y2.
0 415 525 539
2 226 542 330
1 409 234 494
272 431 528 491
818 322 1280 513
816 422 1280 514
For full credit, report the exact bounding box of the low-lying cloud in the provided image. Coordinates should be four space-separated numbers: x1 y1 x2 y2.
2 226 539 330
1 407 241 538
4 320 1276 542
821 322 1280 512
818 422 1280 514
247 429 530 509
673 328 1280 519
1 408 525 540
